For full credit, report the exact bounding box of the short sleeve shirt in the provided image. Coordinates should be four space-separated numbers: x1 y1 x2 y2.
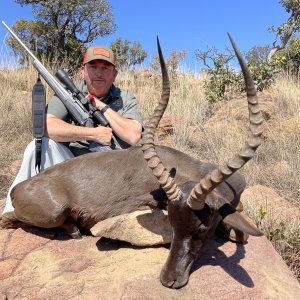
47 81 143 152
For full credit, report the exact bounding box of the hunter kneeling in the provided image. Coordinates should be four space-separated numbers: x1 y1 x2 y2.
2 45 143 216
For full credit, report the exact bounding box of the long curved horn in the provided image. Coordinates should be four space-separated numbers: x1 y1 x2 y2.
141 37 182 201
187 33 264 210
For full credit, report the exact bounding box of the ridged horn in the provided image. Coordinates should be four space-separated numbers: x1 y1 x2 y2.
186 33 264 210
141 37 182 201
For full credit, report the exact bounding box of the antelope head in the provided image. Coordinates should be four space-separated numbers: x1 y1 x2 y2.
142 36 263 288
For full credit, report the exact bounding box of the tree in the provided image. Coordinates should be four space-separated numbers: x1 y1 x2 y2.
8 0 116 70
246 45 273 67
6 18 50 65
273 36 300 75
195 47 244 102
268 0 300 62
245 45 277 90
110 38 147 70
149 49 187 79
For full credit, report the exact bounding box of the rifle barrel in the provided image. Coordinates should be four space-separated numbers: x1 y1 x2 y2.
2 20 112 151
1 21 38 61
2 20 93 127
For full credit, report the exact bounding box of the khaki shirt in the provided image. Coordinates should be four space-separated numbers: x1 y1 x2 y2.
47 81 143 155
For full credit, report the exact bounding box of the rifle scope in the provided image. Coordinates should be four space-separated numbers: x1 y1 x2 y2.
56 69 110 127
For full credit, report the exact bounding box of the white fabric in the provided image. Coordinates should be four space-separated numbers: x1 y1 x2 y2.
2 137 74 215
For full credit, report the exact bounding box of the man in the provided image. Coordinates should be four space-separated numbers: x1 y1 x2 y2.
47 45 143 154
2 45 143 215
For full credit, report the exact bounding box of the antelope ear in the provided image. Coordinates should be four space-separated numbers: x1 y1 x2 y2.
222 211 263 236
218 203 263 236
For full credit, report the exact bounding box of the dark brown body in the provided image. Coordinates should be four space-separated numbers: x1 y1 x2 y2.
8 145 245 231
3 144 250 288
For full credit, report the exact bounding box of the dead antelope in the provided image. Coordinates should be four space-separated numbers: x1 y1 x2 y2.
1 35 263 289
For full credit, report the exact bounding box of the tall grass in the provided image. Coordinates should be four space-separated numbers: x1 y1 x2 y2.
0 63 299 279
0 65 55 166
117 71 210 153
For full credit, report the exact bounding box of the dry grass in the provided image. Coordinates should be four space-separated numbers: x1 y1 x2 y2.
0 65 54 166
0 67 34 163
117 71 210 153
0 65 299 279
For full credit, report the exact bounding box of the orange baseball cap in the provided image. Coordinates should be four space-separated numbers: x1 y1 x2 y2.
83 46 115 66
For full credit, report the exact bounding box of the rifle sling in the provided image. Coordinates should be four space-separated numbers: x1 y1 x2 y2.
32 75 46 173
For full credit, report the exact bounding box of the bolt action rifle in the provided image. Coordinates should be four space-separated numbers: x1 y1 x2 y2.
2 21 112 161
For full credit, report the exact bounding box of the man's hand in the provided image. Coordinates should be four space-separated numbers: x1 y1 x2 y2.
88 94 107 110
91 126 113 146
46 114 113 145
87 94 142 146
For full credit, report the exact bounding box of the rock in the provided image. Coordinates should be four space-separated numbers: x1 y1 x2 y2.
203 94 274 141
0 227 299 299
91 209 172 246
206 94 273 126
0 198 4 212
241 185 300 279
241 185 300 228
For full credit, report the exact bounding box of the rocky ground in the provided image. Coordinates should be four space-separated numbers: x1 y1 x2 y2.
1 224 299 300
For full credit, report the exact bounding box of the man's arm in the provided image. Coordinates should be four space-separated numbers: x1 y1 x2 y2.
92 104 142 145
46 114 113 146
92 91 143 146
46 87 142 147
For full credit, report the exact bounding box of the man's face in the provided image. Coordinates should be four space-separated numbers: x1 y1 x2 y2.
81 60 118 97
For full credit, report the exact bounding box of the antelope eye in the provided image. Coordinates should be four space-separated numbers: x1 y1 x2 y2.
192 221 207 235
199 223 207 232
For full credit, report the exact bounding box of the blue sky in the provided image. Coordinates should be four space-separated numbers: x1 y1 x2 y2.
0 0 290 69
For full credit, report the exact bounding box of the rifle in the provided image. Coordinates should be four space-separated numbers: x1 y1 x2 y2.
2 20 112 153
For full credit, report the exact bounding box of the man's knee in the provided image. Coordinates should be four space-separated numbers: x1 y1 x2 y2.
41 137 74 168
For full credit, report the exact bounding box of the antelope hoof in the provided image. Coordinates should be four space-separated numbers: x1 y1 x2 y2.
69 229 82 239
